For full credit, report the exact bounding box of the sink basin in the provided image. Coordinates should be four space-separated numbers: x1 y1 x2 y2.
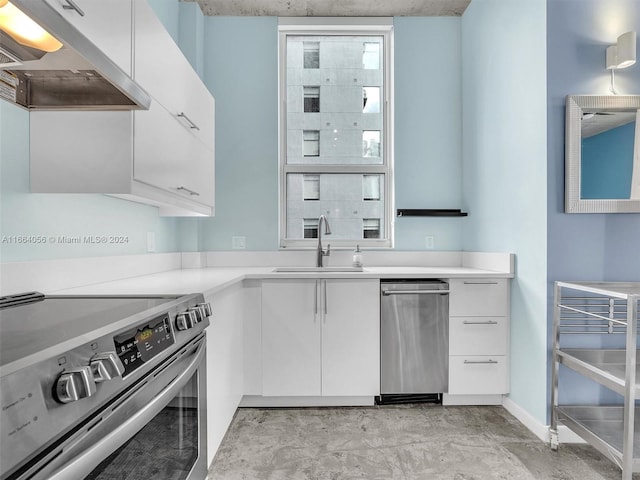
272 266 364 273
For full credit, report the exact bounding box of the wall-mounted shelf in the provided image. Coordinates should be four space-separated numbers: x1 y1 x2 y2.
396 209 468 217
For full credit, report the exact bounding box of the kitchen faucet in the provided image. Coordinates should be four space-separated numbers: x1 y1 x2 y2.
316 215 332 268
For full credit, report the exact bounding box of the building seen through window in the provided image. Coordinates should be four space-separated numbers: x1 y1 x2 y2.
281 25 392 247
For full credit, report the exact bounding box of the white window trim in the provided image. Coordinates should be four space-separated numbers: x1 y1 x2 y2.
278 18 395 249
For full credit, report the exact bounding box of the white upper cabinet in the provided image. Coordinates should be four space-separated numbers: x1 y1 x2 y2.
29 0 215 216
43 0 133 74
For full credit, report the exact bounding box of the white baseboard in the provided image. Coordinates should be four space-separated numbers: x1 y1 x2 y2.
442 394 503 406
239 395 375 407
502 397 586 444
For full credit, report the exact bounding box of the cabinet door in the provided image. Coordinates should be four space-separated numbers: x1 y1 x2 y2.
133 0 214 148
261 280 321 396
322 279 380 396
43 0 132 74
134 101 214 207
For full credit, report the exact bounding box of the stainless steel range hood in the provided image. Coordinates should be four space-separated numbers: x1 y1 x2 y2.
0 0 150 110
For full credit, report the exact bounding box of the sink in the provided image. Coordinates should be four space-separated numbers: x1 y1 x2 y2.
272 266 364 273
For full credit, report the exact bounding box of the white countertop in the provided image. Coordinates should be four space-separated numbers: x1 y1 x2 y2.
52 265 513 298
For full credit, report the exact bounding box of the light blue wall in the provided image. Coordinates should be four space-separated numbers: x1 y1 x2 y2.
393 17 463 250
179 2 205 78
546 0 640 408
199 16 465 251
200 17 280 251
0 103 181 262
461 0 548 422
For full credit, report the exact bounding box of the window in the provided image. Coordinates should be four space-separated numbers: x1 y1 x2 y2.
362 174 380 200
363 219 380 238
280 20 393 248
303 174 320 200
303 218 319 238
303 130 320 157
303 86 320 113
303 42 319 68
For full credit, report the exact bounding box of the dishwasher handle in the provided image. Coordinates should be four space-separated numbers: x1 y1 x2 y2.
382 289 450 296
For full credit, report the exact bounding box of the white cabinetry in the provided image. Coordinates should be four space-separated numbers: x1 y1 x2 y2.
260 279 379 403
29 0 215 216
446 279 509 401
43 0 133 73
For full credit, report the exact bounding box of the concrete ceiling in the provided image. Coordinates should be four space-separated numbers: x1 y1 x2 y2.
192 0 472 17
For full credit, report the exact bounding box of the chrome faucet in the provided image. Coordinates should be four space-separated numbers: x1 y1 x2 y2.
316 215 332 268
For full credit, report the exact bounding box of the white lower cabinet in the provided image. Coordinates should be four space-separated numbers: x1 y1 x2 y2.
446 279 510 401
261 279 379 399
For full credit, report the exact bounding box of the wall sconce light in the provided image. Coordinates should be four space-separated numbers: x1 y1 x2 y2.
606 31 636 94
0 0 63 53
606 31 636 69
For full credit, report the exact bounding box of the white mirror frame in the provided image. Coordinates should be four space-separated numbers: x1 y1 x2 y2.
565 95 640 213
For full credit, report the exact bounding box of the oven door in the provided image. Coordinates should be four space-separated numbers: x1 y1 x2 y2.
22 334 207 480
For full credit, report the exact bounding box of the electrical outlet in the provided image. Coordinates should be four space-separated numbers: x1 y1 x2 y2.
232 236 246 250
425 236 435 250
147 232 156 252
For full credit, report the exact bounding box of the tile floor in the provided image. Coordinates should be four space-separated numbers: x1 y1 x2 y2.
208 405 637 480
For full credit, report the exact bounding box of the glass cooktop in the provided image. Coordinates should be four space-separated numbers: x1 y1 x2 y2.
0 293 181 368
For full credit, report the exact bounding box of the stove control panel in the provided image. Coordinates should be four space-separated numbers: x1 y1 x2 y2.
114 313 175 377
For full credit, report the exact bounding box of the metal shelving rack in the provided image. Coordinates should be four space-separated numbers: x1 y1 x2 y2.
550 281 640 480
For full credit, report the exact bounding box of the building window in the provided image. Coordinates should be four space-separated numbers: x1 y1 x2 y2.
303 86 320 112
303 174 320 200
280 21 393 248
363 174 380 201
303 42 319 68
304 218 319 238
303 130 320 157
363 219 380 238
363 42 380 70
362 87 379 113
362 131 380 158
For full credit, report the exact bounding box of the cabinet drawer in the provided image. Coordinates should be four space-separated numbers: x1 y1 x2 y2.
449 317 507 356
449 279 508 316
448 356 508 395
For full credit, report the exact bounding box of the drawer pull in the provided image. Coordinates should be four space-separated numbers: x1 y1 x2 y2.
176 186 200 196
177 112 200 131
464 359 499 365
382 290 450 296
62 0 85 16
463 320 498 325
463 281 499 285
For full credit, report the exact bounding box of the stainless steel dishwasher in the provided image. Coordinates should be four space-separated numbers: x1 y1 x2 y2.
378 280 449 404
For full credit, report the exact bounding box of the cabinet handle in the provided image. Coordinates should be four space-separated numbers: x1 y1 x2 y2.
176 186 200 196
464 359 499 364
463 320 498 325
62 0 85 16
177 112 200 131
382 290 450 296
462 281 498 285
314 280 318 316
323 280 327 318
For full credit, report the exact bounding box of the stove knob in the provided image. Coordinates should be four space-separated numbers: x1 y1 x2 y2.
54 366 96 404
176 310 198 330
188 307 203 323
197 302 212 317
176 312 190 331
90 352 125 383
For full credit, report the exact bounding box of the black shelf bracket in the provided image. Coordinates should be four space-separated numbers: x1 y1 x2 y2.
396 209 468 217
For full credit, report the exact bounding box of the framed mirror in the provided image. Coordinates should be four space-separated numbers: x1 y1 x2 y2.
565 95 640 213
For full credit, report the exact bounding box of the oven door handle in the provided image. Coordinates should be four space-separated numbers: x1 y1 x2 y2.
46 339 206 480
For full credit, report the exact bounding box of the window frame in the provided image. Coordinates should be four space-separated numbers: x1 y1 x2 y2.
278 18 395 249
